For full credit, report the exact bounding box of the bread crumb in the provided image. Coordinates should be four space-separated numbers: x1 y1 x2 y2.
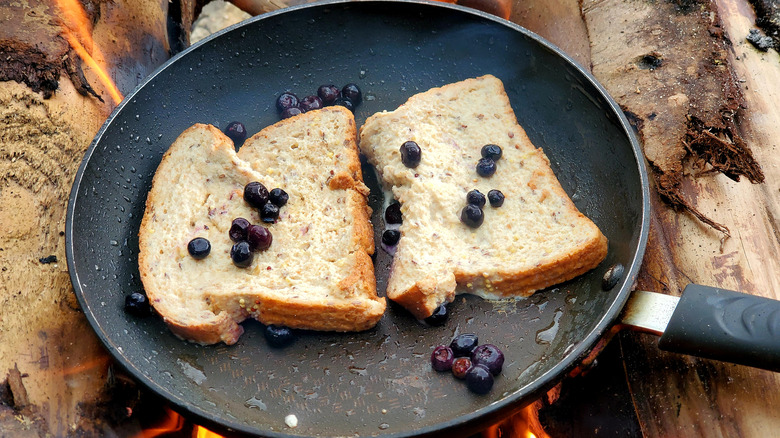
285 414 298 428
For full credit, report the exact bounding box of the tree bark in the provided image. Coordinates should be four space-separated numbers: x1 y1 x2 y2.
582 0 780 436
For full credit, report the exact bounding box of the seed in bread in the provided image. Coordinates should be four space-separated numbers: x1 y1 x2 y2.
358 74 608 319
138 107 386 345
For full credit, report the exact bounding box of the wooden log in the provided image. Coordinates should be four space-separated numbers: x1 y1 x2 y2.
582 0 780 436
0 0 181 434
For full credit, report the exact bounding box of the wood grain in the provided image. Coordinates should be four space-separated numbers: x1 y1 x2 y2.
579 0 780 436
0 0 172 434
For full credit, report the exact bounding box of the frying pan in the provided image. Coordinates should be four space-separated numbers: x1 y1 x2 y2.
65 1 780 436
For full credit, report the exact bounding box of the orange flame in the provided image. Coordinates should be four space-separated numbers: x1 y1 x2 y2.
60 356 110 376
134 406 185 438
193 425 224 438
54 0 123 105
482 401 551 438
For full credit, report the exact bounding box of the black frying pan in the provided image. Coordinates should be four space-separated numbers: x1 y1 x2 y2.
65 1 778 437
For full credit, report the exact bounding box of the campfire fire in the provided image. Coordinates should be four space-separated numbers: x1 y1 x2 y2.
136 402 550 438
54 0 124 105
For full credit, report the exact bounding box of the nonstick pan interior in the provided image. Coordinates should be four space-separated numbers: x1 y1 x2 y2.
66 1 649 436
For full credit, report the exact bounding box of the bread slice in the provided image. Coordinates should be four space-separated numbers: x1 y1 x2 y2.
138 107 385 345
358 75 608 319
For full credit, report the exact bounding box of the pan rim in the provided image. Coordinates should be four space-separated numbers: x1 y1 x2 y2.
65 0 651 436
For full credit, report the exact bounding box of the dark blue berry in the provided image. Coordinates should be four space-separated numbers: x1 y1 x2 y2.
341 83 362 105
602 263 625 290
332 98 354 112
451 357 473 379
260 202 280 223
230 241 253 268
382 229 400 246
467 190 486 208
247 224 272 251
281 106 303 119
264 324 295 348
299 95 323 112
450 333 479 357
125 292 150 316
224 121 247 146
431 345 454 371
465 364 494 394
400 141 421 168
244 182 269 209
384 202 402 224
187 237 211 259
424 304 448 326
471 344 504 376
476 158 497 177
229 218 250 242
276 92 299 113
460 204 484 228
269 188 289 207
317 84 341 105
488 190 504 207
481 144 502 161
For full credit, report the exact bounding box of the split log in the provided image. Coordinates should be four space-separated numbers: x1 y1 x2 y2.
581 0 780 436
0 0 195 434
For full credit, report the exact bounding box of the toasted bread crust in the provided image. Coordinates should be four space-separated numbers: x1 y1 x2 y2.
138 109 385 345
359 75 608 319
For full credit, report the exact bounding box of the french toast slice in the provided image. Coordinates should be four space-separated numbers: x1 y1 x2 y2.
138 107 385 345
358 75 608 319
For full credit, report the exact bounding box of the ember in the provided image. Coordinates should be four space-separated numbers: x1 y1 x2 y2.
136 406 185 438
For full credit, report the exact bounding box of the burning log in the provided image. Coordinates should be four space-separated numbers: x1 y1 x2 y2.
0 0 207 434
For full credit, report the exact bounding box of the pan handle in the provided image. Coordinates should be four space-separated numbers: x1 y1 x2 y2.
656 284 780 372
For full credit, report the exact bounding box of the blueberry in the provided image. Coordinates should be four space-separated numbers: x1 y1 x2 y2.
424 304 448 326
488 189 504 207
276 92 299 113
299 95 323 112
341 83 362 105
602 263 625 290
244 182 269 209
264 324 295 348
317 84 341 105
476 158 497 177
400 141 421 168
247 224 272 251
260 202 280 223
431 345 454 372
269 188 289 207
481 144 503 161
230 241 253 268
187 237 211 259
466 190 486 208
224 121 247 146
382 229 400 246
280 106 303 119
229 218 250 242
465 364 494 394
332 98 354 112
451 357 473 379
384 202 402 224
471 344 505 376
125 292 150 316
450 333 479 357
460 204 484 228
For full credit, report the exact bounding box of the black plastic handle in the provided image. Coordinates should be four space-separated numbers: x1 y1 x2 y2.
658 284 780 372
